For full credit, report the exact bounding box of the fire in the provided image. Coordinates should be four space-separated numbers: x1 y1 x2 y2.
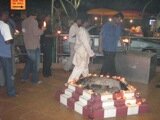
43 21 46 27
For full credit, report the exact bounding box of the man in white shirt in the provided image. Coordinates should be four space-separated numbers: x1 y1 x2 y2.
0 10 16 96
68 19 94 83
63 19 82 71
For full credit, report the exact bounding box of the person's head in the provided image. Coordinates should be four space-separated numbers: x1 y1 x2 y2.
21 11 27 20
68 19 74 26
83 20 90 28
0 10 9 22
75 18 82 27
44 15 51 22
112 12 124 24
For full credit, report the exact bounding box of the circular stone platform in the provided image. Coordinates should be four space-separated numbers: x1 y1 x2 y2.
55 75 149 119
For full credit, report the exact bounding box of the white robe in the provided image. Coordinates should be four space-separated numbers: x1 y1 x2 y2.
68 26 94 83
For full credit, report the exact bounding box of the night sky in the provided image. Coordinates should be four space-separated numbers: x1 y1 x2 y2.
0 0 160 14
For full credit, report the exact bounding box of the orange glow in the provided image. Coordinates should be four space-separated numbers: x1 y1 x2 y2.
10 0 26 10
137 101 142 105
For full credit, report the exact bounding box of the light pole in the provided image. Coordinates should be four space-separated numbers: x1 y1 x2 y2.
51 0 55 33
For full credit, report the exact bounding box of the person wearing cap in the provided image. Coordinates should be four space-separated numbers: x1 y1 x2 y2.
100 12 124 76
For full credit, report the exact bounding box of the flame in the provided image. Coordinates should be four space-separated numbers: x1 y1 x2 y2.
137 101 142 105
93 74 97 76
43 21 46 27
63 36 68 40
57 30 61 34
100 75 104 77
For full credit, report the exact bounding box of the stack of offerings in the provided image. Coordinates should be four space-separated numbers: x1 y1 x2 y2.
55 74 149 119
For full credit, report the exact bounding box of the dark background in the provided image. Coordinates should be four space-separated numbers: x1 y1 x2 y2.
0 0 160 14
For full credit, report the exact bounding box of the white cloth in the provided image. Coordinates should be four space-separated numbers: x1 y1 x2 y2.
68 26 94 82
63 23 78 71
0 21 13 41
68 23 78 43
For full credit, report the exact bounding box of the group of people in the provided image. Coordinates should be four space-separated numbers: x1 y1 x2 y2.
64 12 124 84
1 9 160 97
21 10 53 84
0 9 54 97
0 9 132 97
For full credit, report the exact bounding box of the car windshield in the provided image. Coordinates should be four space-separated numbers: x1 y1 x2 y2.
88 25 101 35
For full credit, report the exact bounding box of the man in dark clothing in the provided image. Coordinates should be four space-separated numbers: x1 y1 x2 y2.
40 15 53 77
100 12 124 76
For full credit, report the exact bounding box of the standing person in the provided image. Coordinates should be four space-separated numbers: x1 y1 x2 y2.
100 12 124 76
0 10 16 96
67 19 94 83
8 14 17 76
63 19 82 71
40 15 53 77
21 10 45 84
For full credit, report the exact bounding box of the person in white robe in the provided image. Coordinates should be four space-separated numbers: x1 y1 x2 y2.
63 19 82 71
67 20 95 83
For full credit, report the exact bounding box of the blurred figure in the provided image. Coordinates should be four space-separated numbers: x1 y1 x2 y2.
100 12 124 76
40 14 53 77
0 10 16 96
7 13 17 76
63 19 82 71
67 19 94 83
21 10 45 84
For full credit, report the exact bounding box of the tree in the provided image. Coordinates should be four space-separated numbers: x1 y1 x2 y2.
51 0 82 32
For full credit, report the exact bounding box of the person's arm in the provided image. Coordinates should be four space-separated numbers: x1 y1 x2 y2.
32 20 44 36
79 28 94 57
68 25 77 40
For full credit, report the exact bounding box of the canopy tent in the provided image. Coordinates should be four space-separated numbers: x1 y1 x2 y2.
87 8 144 19
87 8 117 17
121 10 143 19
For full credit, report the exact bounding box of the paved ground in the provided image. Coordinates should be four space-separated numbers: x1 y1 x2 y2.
0 65 160 120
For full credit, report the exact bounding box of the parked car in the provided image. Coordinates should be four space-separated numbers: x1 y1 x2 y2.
59 25 160 58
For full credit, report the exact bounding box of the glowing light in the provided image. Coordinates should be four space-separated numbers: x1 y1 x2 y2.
14 29 20 35
130 19 133 23
57 30 61 34
94 17 98 21
135 92 140 97
100 75 104 77
43 21 46 27
63 36 68 40
137 101 142 105
106 75 110 78
108 18 112 22
93 74 97 76
122 38 130 43
88 73 92 76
